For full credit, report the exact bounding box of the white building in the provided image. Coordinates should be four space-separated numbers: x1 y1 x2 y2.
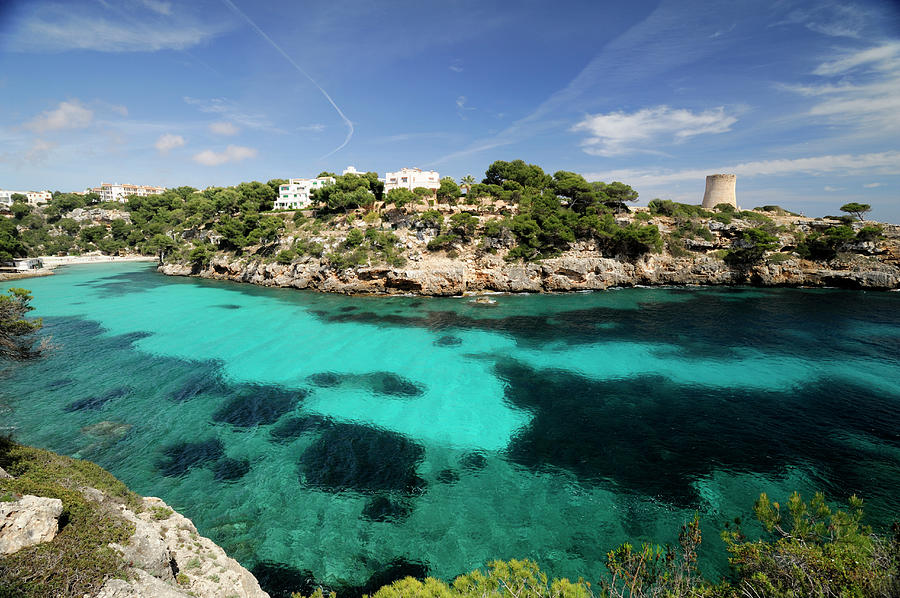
0 189 51 206
342 166 365 176
97 182 166 203
274 176 336 209
383 167 440 192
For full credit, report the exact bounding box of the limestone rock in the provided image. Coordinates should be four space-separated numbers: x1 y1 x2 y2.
0 494 63 555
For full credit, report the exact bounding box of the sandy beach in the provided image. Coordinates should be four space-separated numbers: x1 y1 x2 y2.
1 254 157 282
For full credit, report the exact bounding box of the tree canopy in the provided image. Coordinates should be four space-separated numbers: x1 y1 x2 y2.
840 202 871 221
0 288 45 360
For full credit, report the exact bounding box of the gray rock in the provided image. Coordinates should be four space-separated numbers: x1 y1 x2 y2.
0 495 63 555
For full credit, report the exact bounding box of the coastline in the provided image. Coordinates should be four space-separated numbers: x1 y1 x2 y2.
1 254 157 282
158 249 900 295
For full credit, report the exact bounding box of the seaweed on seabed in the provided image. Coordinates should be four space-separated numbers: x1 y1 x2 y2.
157 438 224 477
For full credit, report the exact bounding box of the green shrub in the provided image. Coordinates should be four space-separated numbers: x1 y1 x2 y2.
648 199 711 219
427 234 459 251
633 211 652 222
766 252 793 264
150 505 173 520
275 249 297 265
723 492 899 598
856 225 884 242
0 441 140 598
344 228 365 248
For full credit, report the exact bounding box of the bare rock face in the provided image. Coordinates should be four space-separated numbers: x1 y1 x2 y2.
95 495 269 598
0 494 63 555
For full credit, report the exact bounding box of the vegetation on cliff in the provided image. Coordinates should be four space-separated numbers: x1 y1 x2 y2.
290 491 899 598
2 160 896 290
0 438 142 598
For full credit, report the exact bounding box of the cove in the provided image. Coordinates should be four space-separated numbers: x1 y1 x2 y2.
2 262 899 592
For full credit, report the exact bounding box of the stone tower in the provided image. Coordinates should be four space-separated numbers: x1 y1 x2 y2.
701 174 737 209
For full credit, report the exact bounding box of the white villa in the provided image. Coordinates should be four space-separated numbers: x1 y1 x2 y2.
0 189 52 206
275 176 336 209
383 167 440 192
96 182 166 203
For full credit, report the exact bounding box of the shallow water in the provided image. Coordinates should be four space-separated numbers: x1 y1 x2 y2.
2 263 899 594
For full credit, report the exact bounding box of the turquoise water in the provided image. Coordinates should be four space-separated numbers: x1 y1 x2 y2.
2 263 899 595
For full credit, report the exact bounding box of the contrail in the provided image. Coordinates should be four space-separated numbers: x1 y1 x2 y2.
220 0 353 158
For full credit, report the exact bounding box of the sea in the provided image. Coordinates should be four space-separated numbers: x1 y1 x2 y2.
2 262 898 595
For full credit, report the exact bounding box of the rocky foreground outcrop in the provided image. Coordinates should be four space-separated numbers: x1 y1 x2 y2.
1 482 268 598
0 495 64 555
160 249 900 295
95 494 268 598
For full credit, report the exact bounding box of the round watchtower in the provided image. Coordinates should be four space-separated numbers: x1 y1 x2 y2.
701 174 737 210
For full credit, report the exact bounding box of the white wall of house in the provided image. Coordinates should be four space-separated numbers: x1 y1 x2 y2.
0 189 51 206
98 183 166 203
383 167 440 192
274 176 335 209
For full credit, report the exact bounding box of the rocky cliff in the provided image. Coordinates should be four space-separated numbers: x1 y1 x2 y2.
0 446 269 598
160 248 900 296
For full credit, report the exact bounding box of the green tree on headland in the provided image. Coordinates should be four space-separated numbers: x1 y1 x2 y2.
840 202 871 221
0 288 46 360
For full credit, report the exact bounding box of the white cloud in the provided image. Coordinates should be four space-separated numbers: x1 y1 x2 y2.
141 0 172 15
813 41 900 76
209 122 239 136
785 42 900 134
586 151 900 187
298 124 326 132
572 106 736 156
155 133 186 154
192 145 258 166
863 182 882 188
25 100 93 132
823 186 841 192
449 64 463 73
7 7 230 53
110 104 128 117
184 97 279 133
774 3 871 39
25 139 56 163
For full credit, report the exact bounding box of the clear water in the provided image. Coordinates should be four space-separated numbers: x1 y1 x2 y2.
2 263 899 595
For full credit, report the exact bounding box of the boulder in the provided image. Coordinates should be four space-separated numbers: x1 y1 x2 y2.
0 494 63 555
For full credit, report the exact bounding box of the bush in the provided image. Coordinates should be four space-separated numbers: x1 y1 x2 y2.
344 228 365 248
427 234 459 251
0 442 140 598
276 249 297 265
796 225 855 260
856 225 883 242
723 492 899 598
648 199 711 219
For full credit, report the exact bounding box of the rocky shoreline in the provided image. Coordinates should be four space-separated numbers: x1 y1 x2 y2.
159 249 900 295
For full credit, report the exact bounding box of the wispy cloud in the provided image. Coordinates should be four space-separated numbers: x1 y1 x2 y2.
456 96 476 120
209 121 239 136
572 106 737 156
863 182 882 188
823 185 841 192
772 2 872 39
25 139 56 163
449 60 464 73
193 145 257 166
298 124 326 133
220 0 353 158
155 133 186 154
140 0 172 15
431 0 732 165
586 151 900 187
4 4 232 53
24 100 93 132
184 97 278 132
784 42 900 134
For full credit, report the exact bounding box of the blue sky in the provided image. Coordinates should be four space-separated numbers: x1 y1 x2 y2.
1 0 899 220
